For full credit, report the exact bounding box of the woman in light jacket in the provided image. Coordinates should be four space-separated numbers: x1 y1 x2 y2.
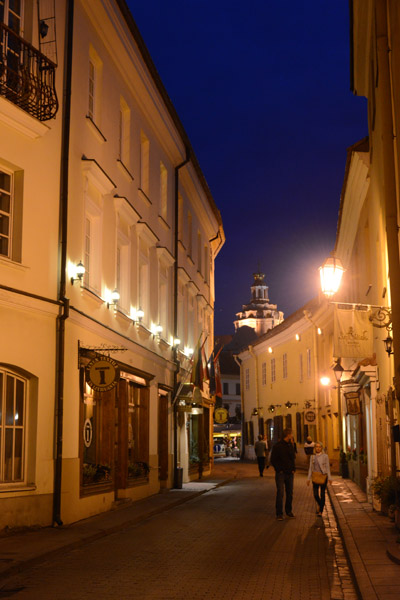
307 442 332 516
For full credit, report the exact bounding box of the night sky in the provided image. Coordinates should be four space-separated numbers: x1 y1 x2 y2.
127 0 368 335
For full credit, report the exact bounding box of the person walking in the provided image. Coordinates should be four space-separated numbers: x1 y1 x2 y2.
307 441 332 516
254 434 268 477
270 428 296 520
304 436 315 465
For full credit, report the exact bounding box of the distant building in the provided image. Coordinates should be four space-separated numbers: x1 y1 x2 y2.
234 271 284 336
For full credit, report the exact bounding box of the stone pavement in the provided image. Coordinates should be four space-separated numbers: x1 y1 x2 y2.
0 459 398 600
328 477 400 600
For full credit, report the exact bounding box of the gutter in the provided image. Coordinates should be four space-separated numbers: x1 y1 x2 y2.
53 0 74 527
173 150 190 489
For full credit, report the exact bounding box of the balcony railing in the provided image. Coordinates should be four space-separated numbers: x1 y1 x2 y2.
0 22 58 121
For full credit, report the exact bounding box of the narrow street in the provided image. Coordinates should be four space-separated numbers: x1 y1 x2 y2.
1 463 358 600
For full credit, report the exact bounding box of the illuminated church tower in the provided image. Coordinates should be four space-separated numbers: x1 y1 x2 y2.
234 270 284 336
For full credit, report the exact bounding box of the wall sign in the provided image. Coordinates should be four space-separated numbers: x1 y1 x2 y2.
304 409 316 425
86 356 120 392
83 418 93 448
345 390 361 415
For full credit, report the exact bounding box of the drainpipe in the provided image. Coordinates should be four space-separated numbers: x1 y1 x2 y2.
376 0 400 476
234 355 244 459
172 150 190 488
53 0 74 526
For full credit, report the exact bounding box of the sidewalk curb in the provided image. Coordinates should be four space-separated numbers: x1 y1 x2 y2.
0 478 233 580
328 485 378 600
386 542 400 565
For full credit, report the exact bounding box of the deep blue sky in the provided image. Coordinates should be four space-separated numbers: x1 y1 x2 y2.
128 0 368 335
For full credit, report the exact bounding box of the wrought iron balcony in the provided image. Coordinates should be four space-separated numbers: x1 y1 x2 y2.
0 22 58 121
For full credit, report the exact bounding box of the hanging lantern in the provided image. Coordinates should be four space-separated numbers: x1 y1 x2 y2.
319 256 345 297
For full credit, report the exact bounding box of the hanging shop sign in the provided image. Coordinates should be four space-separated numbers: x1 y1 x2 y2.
304 410 316 425
345 390 361 415
333 307 373 358
214 407 228 424
86 356 120 392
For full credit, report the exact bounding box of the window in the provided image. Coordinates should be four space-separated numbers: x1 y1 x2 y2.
159 261 169 335
118 98 130 166
204 245 209 283
262 361 266 386
88 47 102 124
127 382 149 474
187 212 192 258
271 358 276 383
223 382 229 395
138 240 150 323
83 190 102 293
0 166 23 262
197 232 202 273
306 348 312 378
116 238 129 311
283 353 288 379
0 0 23 94
236 383 241 395
299 353 303 382
159 162 167 221
140 132 150 196
0 368 26 482
245 368 250 390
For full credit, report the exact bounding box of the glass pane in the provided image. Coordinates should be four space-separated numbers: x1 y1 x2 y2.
5 429 13 481
0 172 11 193
14 429 23 480
6 375 14 426
0 191 11 213
15 379 24 425
0 236 9 256
0 372 3 425
0 214 10 234
9 0 21 15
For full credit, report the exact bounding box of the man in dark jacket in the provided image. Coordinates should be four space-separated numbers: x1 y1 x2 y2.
270 428 296 520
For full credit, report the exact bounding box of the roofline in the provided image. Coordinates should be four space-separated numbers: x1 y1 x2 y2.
115 0 224 232
334 136 369 253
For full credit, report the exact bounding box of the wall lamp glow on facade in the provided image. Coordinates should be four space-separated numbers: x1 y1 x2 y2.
317 327 322 335
173 338 181 347
268 347 273 353
70 261 85 285
107 288 120 309
251 408 259 416
268 404 281 413
320 376 331 387
153 323 163 339
136 308 144 323
295 334 301 341
285 401 298 409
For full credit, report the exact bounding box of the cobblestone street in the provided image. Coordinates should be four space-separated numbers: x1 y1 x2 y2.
1 466 358 600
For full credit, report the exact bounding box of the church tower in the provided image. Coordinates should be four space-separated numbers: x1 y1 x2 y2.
234 270 284 336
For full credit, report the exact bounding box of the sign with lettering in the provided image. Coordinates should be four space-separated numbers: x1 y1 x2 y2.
214 407 228 424
345 390 361 415
304 410 316 424
334 307 373 358
86 356 120 392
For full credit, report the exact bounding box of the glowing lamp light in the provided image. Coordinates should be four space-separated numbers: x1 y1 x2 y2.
320 376 331 387
317 327 322 335
268 347 273 354
70 260 85 285
319 256 345 297
295 334 300 341
136 308 144 322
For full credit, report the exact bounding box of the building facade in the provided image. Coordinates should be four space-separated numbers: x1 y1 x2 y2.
0 0 224 529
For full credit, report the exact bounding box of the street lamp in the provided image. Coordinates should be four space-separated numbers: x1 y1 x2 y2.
319 256 345 297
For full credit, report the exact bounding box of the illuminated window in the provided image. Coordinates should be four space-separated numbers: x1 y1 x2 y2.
283 353 288 379
0 368 26 482
271 358 276 383
262 361 267 386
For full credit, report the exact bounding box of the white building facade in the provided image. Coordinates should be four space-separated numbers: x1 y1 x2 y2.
0 0 224 529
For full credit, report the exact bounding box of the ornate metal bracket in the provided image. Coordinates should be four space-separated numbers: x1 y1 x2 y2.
369 307 392 331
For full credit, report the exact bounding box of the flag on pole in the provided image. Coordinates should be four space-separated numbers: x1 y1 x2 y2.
190 337 205 390
209 346 223 399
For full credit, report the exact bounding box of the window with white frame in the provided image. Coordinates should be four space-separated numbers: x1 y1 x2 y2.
83 188 102 293
245 368 250 390
140 132 150 196
283 353 288 379
0 165 23 262
306 348 312 378
299 353 303 382
138 240 149 323
271 358 276 383
159 261 169 336
159 162 167 222
262 361 267 386
187 212 192 258
0 368 26 482
118 97 130 167
88 47 102 124
116 235 129 311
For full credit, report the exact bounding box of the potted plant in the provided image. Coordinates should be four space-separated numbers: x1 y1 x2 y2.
82 463 111 485
370 475 400 515
128 461 150 479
